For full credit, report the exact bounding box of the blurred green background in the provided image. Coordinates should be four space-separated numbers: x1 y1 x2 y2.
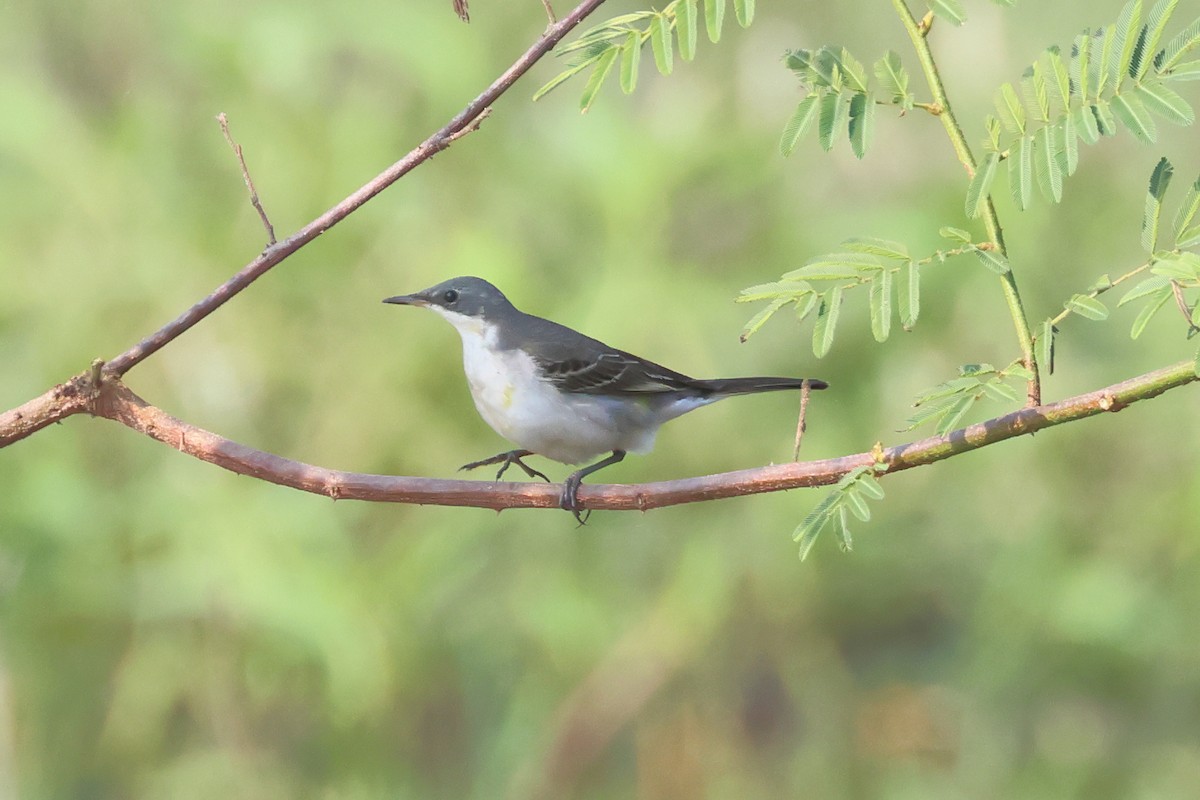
3 0 1200 797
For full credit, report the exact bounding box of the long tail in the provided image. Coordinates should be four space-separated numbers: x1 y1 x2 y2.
690 376 829 395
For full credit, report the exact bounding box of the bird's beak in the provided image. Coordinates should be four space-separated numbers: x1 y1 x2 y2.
382 293 426 306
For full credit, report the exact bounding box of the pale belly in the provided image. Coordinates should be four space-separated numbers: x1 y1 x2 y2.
459 333 658 464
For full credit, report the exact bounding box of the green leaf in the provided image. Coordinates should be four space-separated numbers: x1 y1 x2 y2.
704 0 725 43
579 48 619 112
1112 91 1158 142
795 490 839 559
874 51 911 105
1178 225 1200 248
980 380 1021 403
1065 293 1110 320
1157 15 1200 71
1151 252 1200 280
1010 135 1033 210
899 260 920 330
737 280 811 302
843 487 871 522
794 292 820 324
1134 82 1196 124
929 0 967 26
939 226 972 243
935 394 979 435
1113 0 1144 84
808 47 841 87
780 93 821 156
1037 318 1056 374
985 114 1002 150
996 82 1027 134
812 285 843 357
1022 62 1050 121
533 58 597 102
1072 31 1093 102
1130 285 1173 338
1060 115 1080 176
619 32 640 94
649 14 673 75
973 246 1012 274
739 297 788 342
1033 124 1064 203
818 89 849 151
786 252 881 279
857 473 885 501
1143 156 1174 252
848 92 875 159
869 266 893 342
734 0 754 28
966 151 1000 218
1075 104 1101 144
843 237 910 260
1173 175 1200 244
677 0 698 61
1095 25 1118 96
1140 0 1180 79
1046 47 1072 112
838 48 869 93
1166 59 1200 79
1118 274 1171 305
1092 99 1119 136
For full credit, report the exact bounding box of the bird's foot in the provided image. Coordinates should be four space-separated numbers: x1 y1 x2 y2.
459 450 550 482
560 471 591 526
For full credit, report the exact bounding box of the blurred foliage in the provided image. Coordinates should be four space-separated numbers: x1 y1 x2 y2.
2 1 1200 798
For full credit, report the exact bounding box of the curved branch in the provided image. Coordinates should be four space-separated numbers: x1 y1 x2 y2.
102 0 609 378
5 362 1186 512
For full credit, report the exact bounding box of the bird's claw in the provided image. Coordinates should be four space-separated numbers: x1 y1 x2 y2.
559 473 591 525
459 450 550 482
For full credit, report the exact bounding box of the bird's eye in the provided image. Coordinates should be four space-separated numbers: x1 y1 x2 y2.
443 289 459 304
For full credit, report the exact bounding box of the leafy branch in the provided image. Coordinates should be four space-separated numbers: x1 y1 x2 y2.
971 0 1200 213
533 0 755 111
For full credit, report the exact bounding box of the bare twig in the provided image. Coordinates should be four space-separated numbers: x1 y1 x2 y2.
217 112 276 245
5 362 1190 511
102 0 609 379
793 380 812 460
453 0 470 22
542 0 557 25
1169 279 1199 333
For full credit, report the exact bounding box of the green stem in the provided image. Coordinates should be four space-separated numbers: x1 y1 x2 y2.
891 0 1041 405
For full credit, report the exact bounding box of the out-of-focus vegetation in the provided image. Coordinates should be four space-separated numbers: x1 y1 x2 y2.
2 1 1200 797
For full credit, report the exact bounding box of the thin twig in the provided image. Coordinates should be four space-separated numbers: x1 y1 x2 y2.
542 0 557 24
453 0 470 22
217 112 276 245
102 0 609 379
1169 279 1199 333
793 380 812 460
892 0 1040 406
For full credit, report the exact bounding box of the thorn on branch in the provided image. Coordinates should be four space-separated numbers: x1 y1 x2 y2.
89 359 105 392
542 0 557 25
216 112 277 247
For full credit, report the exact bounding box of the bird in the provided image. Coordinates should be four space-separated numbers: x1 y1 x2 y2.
383 276 828 521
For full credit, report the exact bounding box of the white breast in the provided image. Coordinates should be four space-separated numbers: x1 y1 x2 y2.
431 309 662 464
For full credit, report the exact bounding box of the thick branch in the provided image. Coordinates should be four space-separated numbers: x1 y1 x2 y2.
1 361 1178 512
102 0 608 378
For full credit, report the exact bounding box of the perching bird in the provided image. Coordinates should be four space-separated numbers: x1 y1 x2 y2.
384 277 827 521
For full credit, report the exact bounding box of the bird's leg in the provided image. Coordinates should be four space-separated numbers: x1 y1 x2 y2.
561 450 626 524
459 449 551 482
